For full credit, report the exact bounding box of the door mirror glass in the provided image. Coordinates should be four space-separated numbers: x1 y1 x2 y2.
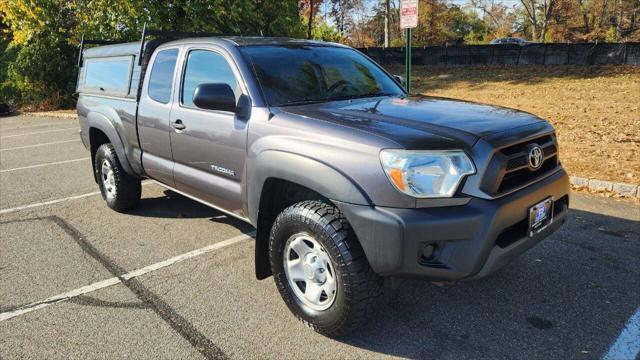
193 83 237 112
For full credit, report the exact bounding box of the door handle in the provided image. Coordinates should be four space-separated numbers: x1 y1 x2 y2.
172 119 186 130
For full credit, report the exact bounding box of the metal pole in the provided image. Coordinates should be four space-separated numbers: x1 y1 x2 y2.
405 28 412 94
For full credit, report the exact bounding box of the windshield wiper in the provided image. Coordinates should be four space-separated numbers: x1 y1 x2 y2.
278 93 399 107
325 92 398 102
279 99 328 107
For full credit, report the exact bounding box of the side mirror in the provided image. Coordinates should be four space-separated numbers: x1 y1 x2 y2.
393 75 406 88
193 83 236 112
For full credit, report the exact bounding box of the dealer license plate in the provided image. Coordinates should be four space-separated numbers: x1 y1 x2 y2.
528 198 553 237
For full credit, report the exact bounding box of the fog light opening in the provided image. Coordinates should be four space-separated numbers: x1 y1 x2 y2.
421 243 437 261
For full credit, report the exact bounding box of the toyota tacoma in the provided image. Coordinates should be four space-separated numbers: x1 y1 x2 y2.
76 32 569 337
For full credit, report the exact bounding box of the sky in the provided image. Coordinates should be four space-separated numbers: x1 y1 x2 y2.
319 0 524 24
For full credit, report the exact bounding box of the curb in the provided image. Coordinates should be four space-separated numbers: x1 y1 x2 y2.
24 111 77 119
570 176 639 198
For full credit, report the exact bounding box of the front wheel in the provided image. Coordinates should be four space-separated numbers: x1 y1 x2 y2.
94 143 141 212
269 200 382 337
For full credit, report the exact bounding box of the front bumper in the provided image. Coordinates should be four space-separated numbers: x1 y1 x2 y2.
335 169 570 280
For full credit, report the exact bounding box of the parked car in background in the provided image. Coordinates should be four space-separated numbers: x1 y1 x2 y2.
0 102 12 116
490 37 530 45
76 31 569 337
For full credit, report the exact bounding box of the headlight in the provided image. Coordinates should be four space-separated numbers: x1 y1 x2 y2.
379 149 475 198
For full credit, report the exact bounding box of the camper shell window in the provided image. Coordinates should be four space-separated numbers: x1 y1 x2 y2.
82 56 133 95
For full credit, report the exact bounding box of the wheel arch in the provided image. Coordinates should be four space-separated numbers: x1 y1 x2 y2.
248 151 373 280
86 112 136 179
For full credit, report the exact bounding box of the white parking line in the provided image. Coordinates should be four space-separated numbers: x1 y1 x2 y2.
0 139 81 152
603 307 640 360
0 158 89 173
0 127 78 139
0 232 254 322
0 121 76 131
0 191 101 215
0 181 152 215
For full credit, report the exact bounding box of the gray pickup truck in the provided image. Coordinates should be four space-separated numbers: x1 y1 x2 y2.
76 32 569 336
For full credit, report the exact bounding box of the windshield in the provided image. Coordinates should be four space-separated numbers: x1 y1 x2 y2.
240 45 405 107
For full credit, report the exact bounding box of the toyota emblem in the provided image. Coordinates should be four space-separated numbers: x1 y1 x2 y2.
527 145 544 170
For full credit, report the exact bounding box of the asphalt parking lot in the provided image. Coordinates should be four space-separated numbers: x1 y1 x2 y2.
0 114 639 360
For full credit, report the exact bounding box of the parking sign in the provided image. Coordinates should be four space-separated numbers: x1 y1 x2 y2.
400 0 419 29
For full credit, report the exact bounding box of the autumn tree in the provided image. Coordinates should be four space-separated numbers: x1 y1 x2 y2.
300 0 325 39
0 0 306 109
329 0 364 34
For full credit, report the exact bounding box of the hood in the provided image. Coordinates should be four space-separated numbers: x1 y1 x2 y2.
277 95 546 149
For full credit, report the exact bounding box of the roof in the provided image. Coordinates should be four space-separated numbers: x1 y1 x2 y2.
81 36 349 61
160 36 347 48
82 41 140 59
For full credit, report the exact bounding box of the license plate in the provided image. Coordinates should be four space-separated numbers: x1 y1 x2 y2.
528 198 554 237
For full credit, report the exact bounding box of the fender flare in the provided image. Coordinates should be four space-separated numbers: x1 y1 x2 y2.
86 112 136 177
248 150 373 280
247 150 372 224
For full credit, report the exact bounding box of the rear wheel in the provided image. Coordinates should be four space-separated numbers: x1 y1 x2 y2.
94 143 141 212
269 200 382 337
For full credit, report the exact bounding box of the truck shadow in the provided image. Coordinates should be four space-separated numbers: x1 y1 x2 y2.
336 207 639 359
127 190 253 233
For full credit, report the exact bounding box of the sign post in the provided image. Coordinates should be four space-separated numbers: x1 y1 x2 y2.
400 0 418 93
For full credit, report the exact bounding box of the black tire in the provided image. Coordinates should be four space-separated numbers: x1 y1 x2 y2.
94 143 141 212
269 200 382 337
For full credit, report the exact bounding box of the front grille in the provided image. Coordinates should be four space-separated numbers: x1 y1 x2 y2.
499 155 557 192
481 133 560 195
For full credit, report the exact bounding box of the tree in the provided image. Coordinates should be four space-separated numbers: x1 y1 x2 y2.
384 0 391 47
470 0 518 39
448 5 492 43
0 0 308 110
300 0 324 39
520 0 557 41
329 0 363 34
415 0 453 46
348 0 399 47
0 0 77 108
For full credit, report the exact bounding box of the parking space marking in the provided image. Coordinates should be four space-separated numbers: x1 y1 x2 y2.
0 191 101 215
0 121 76 131
0 181 152 214
0 231 254 322
0 157 89 173
0 127 78 139
603 307 640 360
0 139 80 152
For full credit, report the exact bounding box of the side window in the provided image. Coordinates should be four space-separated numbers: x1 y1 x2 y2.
84 57 132 94
148 49 179 104
181 50 240 108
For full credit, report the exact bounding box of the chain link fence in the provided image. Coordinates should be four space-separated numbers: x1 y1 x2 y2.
358 43 640 66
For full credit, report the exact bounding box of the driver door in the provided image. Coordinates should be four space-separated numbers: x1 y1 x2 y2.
169 47 248 217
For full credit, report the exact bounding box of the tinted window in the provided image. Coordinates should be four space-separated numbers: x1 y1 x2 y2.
240 46 404 106
148 49 179 104
84 57 132 93
181 50 240 108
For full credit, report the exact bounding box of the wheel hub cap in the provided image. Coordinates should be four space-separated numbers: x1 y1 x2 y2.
302 254 326 284
283 234 337 311
100 160 116 201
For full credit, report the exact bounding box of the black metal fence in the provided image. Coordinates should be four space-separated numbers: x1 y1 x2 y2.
357 43 640 66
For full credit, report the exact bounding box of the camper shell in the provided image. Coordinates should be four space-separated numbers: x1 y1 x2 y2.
77 40 165 100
